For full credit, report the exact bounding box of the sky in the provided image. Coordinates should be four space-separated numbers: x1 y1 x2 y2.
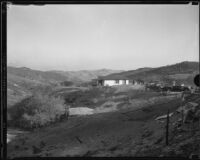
7 4 199 71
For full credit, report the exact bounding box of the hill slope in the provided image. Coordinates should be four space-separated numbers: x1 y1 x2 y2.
103 61 199 86
7 61 199 107
7 66 122 107
8 67 123 84
7 94 184 157
52 69 124 82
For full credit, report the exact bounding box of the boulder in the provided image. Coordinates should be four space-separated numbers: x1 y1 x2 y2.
176 102 199 113
155 113 173 121
177 102 200 123
69 107 94 115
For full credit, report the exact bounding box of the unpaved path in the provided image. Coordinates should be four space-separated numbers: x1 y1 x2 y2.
7 97 182 158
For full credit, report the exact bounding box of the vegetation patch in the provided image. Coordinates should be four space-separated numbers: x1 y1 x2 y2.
63 87 115 108
8 92 69 130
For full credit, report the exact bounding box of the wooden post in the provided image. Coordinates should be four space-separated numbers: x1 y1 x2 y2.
67 105 70 120
181 106 184 125
181 92 185 125
64 104 69 120
166 109 169 145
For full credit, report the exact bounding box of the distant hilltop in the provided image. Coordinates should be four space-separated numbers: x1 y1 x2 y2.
7 61 199 86
7 66 123 83
98 61 199 86
7 61 199 107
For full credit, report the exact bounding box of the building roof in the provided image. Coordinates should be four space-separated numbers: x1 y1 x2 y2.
98 74 131 80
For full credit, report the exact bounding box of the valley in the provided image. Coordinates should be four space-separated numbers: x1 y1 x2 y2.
6 61 200 157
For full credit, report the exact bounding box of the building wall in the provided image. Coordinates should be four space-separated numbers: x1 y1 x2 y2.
103 80 130 86
126 80 129 85
103 80 117 86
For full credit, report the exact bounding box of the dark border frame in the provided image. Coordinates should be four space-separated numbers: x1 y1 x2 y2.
1 1 199 160
3 1 199 5
1 1 7 160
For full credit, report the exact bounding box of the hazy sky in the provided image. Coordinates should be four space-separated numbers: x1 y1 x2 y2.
7 4 199 71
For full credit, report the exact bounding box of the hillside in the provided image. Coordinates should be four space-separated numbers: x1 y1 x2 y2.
103 61 199 86
7 66 122 107
8 67 123 83
7 61 199 107
7 64 200 157
53 69 124 82
8 92 200 157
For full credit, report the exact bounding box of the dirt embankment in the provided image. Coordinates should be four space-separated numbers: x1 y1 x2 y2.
7 95 183 158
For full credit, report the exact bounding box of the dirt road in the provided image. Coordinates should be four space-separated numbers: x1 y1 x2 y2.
7 97 182 157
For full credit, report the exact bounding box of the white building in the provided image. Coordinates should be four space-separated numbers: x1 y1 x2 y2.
97 75 133 86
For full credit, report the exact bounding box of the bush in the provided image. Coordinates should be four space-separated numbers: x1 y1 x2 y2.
63 87 109 108
60 81 74 86
30 85 54 95
8 93 69 129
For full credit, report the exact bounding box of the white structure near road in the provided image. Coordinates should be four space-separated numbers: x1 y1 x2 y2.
103 79 130 86
97 75 144 87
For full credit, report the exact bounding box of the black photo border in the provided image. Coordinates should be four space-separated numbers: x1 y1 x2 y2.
1 0 199 160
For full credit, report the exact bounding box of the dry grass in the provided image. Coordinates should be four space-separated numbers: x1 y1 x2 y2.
8 92 68 129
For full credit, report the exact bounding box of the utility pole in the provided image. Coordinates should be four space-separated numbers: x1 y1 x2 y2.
64 104 69 120
166 109 169 145
181 92 185 124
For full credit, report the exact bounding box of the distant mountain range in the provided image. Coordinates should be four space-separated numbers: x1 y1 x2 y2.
7 66 123 84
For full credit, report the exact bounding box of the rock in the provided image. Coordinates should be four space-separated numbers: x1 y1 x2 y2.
176 102 199 123
92 98 98 103
32 145 42 154
69 107 94 115
189 153 199 159
155 113 173 121
176 102 199 113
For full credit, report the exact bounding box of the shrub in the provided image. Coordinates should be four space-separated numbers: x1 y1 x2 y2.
60 81 74 86
9 93 69 129
30 85 55 97
63 87 110 108
32 145 42 154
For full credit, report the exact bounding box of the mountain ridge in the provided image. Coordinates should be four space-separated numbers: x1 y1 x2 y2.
102 61 199 86
7 61 199 107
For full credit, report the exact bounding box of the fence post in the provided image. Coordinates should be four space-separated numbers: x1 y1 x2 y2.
181 92 185 125
166 109 169 145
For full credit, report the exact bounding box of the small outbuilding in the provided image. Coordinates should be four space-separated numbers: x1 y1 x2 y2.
97 75 141 86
